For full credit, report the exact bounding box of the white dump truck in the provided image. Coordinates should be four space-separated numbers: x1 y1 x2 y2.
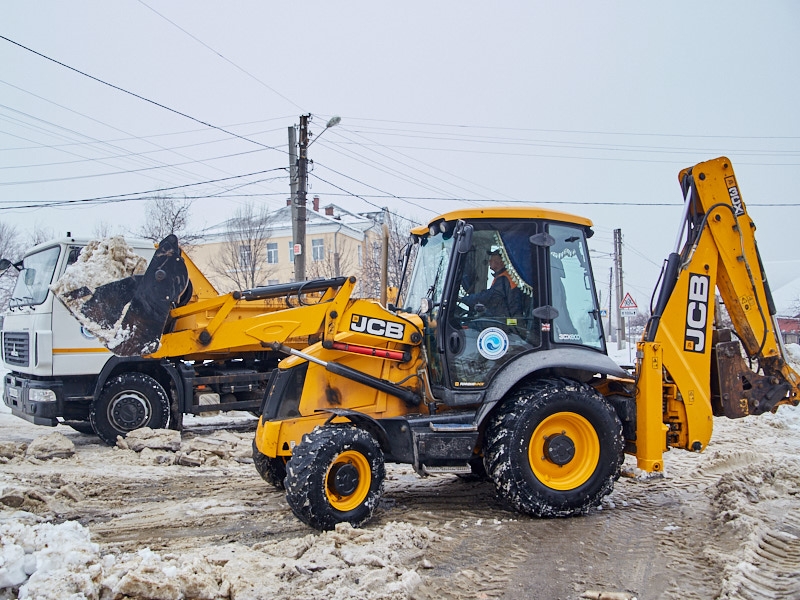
1 236 277 444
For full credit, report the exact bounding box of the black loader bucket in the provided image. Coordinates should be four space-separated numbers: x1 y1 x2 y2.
55 235 189 356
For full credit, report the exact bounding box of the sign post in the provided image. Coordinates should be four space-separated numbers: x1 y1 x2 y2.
619 293 638 362
619 292 638 318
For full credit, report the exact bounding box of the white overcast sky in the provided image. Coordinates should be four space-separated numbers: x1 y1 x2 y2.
2 1 799 307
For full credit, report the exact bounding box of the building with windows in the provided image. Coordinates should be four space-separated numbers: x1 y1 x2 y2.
188 197 387 295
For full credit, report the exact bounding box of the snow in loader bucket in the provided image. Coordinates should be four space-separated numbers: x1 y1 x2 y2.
51 235 189 356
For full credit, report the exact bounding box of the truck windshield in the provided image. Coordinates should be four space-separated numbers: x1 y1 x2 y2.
9 246 61 308
401 233 454 313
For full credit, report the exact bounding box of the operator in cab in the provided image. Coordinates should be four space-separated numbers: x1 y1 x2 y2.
461 248 524 317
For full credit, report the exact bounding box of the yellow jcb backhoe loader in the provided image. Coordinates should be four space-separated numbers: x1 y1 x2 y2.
56 157 799 531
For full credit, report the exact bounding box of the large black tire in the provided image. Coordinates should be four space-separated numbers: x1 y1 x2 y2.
64 420 95 435
484 377 624 517
252 440 287 489
284 425 385 531
90 372 170 446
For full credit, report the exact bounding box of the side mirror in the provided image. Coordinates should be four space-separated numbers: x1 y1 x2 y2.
0 259 12 276
24 268 36 286
456 223 473 254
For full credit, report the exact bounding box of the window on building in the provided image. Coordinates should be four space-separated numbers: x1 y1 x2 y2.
267 279 279 286
267 242 278 264
288 241 295 263
239 245 252 270
312 238 325 262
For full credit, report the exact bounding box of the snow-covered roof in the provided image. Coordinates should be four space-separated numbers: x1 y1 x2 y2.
198 201 381 243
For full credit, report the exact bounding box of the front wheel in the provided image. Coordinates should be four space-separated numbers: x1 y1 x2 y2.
484 377 623 517
284 425 385 531
90 372 170 446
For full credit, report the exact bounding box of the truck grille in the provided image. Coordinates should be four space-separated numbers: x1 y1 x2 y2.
3 332 30 367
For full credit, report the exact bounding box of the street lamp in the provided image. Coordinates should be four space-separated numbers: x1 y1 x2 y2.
308 115 342 147
293 115 341 282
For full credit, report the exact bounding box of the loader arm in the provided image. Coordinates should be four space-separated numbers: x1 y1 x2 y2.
635 157 800 472
53 234 361 360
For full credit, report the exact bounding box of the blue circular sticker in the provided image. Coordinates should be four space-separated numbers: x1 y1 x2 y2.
476 327 509 360
80 326 96 339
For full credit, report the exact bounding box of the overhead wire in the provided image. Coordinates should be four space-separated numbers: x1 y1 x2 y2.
0 35 288 157
338 116 800 141
322 127 503 204
136 0 305 113
0 168 288 210
0 86 287 196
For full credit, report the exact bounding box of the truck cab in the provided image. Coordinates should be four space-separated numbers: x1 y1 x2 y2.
2 237 156 429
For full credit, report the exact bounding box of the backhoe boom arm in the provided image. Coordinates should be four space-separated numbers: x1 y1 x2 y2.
635 157 800 472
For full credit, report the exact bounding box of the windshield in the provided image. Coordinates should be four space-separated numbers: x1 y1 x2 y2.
401 233 454 313
548 223 605 350
10 246 61 308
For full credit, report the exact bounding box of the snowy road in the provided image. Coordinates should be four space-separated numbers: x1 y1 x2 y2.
2 403 800 599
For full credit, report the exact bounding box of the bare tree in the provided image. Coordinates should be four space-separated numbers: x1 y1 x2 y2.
93 220 113 238
134 197 200 246
208 202 277 290
358 211 416 299
31 225 54 246
306 236 356 280
0 222 22 311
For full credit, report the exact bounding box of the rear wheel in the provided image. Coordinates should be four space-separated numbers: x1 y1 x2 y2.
484 377 623 517
252 440 287 488
90 372 170 446
284 425 385 530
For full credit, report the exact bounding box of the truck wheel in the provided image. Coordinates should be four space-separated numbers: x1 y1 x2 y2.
90 372 170 446
484 377 623 517
64 420 95 435
284 425 385 531
252 440 287 488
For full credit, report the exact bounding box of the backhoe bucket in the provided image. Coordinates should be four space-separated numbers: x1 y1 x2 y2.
54 235 189 357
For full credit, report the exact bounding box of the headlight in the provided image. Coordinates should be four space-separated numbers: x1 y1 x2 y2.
29 388 56 403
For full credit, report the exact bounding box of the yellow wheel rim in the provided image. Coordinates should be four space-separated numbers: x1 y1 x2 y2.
528 412 600 491
325 450 371 512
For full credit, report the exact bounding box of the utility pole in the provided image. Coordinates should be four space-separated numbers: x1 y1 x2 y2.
290 114 339 283
608 267 614 342
288 125 299 282
614 228 626 350
292 114 310 282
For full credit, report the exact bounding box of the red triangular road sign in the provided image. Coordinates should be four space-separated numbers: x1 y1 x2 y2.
620 293 637 309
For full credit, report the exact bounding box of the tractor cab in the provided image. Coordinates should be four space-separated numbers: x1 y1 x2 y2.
400 208 608 401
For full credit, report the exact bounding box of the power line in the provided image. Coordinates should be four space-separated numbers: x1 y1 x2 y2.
0 147 272 186
339 116 800 141
0 35 287 156
136 0 305 112
0 168 287 210
310 162 439 217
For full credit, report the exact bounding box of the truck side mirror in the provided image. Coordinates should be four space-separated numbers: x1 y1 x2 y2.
24 268 37 286
456 224 473 254
0 259 12 275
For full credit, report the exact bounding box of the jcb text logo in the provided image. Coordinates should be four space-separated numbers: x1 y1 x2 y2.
684 274 709 353
350 315 405 340
725 175 744 217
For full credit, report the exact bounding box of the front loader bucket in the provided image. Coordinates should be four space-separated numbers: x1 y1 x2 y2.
54 235 189 356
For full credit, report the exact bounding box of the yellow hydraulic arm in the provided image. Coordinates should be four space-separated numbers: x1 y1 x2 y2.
635 157 800 472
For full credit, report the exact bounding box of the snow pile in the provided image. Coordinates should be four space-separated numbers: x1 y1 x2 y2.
116 428 255 467
0 515 437 600
24 432 75 461
49 236 147 351
0 512 102 598
51 236 146 295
